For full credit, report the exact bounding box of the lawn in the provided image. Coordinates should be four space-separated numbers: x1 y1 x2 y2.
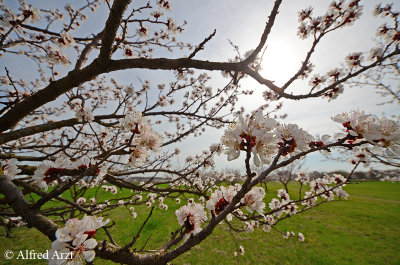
0 181 399 265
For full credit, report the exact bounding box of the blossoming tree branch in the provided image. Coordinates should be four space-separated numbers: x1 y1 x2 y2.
0 0 399 264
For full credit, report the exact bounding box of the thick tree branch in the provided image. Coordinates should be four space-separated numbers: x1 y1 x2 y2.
98 0 132 61
0 176 58 241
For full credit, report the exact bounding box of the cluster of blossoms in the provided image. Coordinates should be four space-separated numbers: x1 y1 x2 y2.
91 201 111 212
322 68 345 101
203 170 241 183
373 4 400 44
72 104 94 122
68 99 95 122
308 174 349 201
33 157 106 190
119 108 163 168
295 2 399 105
129 206 138 219
146 192 157 207
295 172 311 185
347 147 370 166
298 62 315 80
48 215 109 265
0 0 102 68
332 110 400 156
244 220 260 233
175 185 267 230
172 172 213 191
0 0 41 34
0 158 21 179
345 52 363 68
220 110 277 166
133 194 143 202
174 184 267 237
294 1 400 103
262 215 276 232
297 0 363 40
171 148 221 190
158 197 169 210
102 185 118 194
45 46 71 66
183 149 216 170
262 173 349 232
175 202 207 240
221 110 400 167
268 188 298 219
304 52 389 102
75 179 100 189
283 231 305 241
119 0 187 56
298 65 345 101
137 24 150 39
4 216 26 227
56 32 75 48
220 109 312 164
172 145 366 238
79 198 139 212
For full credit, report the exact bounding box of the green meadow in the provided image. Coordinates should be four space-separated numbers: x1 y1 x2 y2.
0 181 399 265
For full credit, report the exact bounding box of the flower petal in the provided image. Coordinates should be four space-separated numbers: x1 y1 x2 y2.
253 154 261 167
83 250 96 262
72 233 88 247
51 239 67 250
83 238 98 249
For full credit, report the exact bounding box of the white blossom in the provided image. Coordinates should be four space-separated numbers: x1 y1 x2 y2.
206 186 237 216
241 187 266 215
1 158 21 179
175 202 207 240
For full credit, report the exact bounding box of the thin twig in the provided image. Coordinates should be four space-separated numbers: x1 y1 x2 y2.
123 206 154 250
188 29 216 59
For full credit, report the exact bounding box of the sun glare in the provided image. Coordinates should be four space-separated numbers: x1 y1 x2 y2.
259 40 305 86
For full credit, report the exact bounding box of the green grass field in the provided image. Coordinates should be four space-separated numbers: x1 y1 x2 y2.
0 181 399 265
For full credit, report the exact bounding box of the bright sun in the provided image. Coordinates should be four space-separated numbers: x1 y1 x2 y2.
259 40 305 86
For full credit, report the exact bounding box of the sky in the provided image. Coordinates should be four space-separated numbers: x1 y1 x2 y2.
1 0 399 173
